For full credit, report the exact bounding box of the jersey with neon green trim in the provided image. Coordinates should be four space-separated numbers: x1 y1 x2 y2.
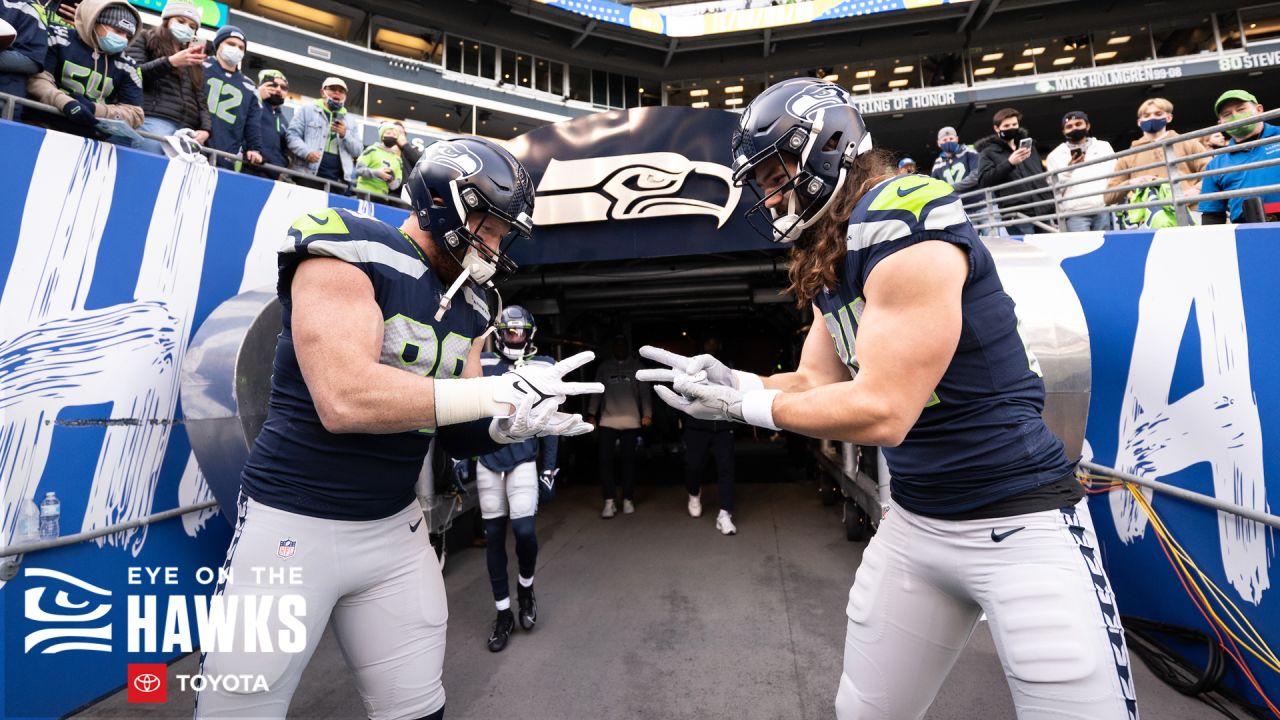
240 207 490 520
812 175 1074 517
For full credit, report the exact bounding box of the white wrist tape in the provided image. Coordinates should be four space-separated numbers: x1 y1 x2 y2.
733 370 764 392
740 389 781 431
433 377 511 427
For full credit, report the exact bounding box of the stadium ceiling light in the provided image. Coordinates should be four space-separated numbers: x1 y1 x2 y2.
1108 35 1131 45
1013 62 1034 71
894 65 914 74
247 0 349 37
725 98 743 106
852 83 871 91
974 67 996 76
724 85 744 93
1094 51 1117 60
981 53 1003 62
689 89 709 97
374 28 432 58
1053 57 1075 65
855 69 876 78
1022 47 1046 56
691 101 709 108
821 74 839 83
888 79 908 87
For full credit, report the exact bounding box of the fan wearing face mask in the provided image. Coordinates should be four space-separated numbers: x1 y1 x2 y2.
354 122 405 196
1104 97 1207 208
1044 111 1116 233
245 68 291 179
973 107 1054 236
286 75 365 190
26 0 144 138
201 25 263 170
929 126 980 192
124 1 211 156
1199 89 1280 224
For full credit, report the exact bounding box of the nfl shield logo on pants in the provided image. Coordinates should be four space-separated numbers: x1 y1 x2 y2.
278 538 297 559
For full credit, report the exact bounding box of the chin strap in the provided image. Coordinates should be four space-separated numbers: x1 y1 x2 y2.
434 271 471 321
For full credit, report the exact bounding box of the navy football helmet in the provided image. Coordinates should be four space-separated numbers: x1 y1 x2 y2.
405 137 534 286
730 78 873 243
494 305 537 361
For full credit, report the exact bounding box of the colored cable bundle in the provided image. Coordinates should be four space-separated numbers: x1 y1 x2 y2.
1078 469 1279 718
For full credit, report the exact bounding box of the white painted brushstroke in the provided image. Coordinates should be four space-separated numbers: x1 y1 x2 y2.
82 156 217 554
178 453 219 536
1109 226 1269 604
239 181 331 293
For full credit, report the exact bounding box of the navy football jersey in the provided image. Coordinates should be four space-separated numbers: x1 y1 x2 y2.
812 175 1075 516
475 352 559 473
241 208 491 520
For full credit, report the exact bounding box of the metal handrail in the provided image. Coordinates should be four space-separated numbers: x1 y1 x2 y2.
1080 461 1280 531
0 92 410 209
0 500 219 559
958 106 1280 231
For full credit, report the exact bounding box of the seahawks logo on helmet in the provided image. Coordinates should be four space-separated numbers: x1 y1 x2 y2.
426 142 483 179
784 84 853 122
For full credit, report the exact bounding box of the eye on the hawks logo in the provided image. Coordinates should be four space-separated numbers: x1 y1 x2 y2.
426 143 483 178
785 84 852 122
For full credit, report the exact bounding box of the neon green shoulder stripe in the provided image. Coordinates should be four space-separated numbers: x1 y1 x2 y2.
289 208 351 243
866 176 954 221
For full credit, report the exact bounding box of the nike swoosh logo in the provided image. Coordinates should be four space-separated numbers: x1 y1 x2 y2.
513 377 555 403
897 184 928 197
990 526 1025 542
307 213 330 226
409 518 423 532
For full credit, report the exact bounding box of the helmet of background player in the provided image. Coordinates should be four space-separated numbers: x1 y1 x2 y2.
404 137 534 287
494 305 537 361
729 78 873 244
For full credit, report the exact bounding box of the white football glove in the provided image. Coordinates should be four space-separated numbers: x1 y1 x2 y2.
635 345 761 390
487 351 603 442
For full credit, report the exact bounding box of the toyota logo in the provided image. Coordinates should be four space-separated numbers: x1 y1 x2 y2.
133 673 162 693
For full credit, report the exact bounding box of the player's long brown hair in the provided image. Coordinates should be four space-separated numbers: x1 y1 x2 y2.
786 148 895 306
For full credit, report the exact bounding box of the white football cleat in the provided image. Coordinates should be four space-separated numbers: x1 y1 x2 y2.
688 494 703 518
716 510 737 536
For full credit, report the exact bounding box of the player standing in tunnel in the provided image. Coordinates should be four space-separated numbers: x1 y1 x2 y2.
472 305 561 653
639 78 1139 720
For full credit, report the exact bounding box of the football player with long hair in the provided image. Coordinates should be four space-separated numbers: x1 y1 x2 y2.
640 78 1139 720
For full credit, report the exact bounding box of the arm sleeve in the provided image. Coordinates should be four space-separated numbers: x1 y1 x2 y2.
1103 155 1134 205
0 49 39 74
402 141 422 167
436 419 503 460
540 434 559 471
97 67 144 127
28 70 73 111
286 108 310 157
243 82 262 152
976 151 1014 188
1196 160 1226 214
341 118 363 158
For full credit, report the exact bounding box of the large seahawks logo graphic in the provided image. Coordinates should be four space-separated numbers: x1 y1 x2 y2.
533 152 741 228
785 84 852 122
426 142 483 178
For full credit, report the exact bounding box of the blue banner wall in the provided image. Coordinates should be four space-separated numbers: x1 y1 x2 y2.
1 116 1278 716
0 121 406 719
1025 227 1279 708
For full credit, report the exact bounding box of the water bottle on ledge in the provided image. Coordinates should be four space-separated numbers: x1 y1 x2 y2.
38 492 60 540
16 500 39 543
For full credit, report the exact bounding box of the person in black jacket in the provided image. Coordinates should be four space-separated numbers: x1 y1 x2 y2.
126 0 210 155
974 107 1054 236
246 68 290 180
393 120 420 184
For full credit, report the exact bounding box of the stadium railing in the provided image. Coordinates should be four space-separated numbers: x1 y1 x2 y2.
0 91 411 210
957 106 1280 233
